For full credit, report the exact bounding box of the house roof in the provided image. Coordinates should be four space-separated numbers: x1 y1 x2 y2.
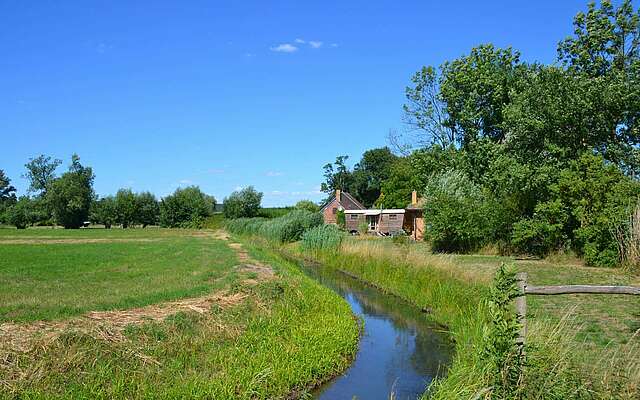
320 191 365 212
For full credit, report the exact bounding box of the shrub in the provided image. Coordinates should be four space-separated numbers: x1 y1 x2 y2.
294 200 320 213
511 200 568 256
223 187 262 219
301 224 344 252
422 169 494 252
159 186 215 228
336 209 346 229
6 197 35 229
482 264 525 398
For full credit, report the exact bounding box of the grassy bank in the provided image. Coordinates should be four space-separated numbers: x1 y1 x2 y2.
284 236 639 399
0 229 359 399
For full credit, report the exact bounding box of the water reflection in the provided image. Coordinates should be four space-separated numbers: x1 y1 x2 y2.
298 263 453 400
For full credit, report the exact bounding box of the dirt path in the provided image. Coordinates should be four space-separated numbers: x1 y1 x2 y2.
0 230 273 352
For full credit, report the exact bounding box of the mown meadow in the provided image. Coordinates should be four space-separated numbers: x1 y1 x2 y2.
0 228 359 399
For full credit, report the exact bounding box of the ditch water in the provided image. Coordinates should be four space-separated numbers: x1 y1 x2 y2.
297 261 453 400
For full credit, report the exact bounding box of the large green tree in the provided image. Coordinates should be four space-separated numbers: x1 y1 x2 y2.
23 154 61 195
115 189 138 228
136 191 159 228
223 186 262 219
351 147 399 207
160 186 215 227
47 155 95 229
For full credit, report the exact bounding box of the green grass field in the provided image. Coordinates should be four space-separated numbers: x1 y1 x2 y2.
0 228 359 399
0 229 238 322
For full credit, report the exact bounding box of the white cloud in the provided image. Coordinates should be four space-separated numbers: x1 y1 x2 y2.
269 190 288 196
294 38 306 44
330 43 339 48
179 179 193 184
308 41 323 49
266 171 284 177
270 43 298 53
244 52 255 58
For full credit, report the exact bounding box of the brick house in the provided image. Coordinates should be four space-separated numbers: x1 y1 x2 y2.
320 189 365 224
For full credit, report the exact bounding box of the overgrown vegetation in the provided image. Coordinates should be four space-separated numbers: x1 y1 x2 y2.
300 224 344 253
226 210 323 243
321 0 640 268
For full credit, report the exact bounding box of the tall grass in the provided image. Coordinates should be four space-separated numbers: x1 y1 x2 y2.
226 210 323 243
288 238 620 399
300 224 344 253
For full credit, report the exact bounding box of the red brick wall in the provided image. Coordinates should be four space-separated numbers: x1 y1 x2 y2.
322 199 340 224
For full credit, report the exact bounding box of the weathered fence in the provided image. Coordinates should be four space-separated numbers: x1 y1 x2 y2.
515 272 640 346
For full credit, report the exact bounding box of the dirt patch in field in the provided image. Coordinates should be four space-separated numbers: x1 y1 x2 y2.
0 291 248 353
0 238 161 245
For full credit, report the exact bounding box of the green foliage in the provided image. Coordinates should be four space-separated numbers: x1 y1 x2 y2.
22 154 61 195
511 200 569 256
377 157 419 208
0 170 17 224
439 44 524 146
6 197 36 229
336 209 345 229
115 189 137 228
300 224 344 253
223 186 262 219
482 264 524 399
46 154 95 229
159 186 214 228
351 147 399 207
258 207 293 218
294 200 320 213
90 196 117 228
135 191 159 228
422 169 495 252
321 148 400 207
357 219 368 235
320 155 354 197
554 153 640 266
226 210 323 243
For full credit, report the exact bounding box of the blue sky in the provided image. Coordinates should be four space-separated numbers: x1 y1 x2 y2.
1 0 607 206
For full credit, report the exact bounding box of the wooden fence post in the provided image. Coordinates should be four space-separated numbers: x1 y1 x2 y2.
515 272 528 348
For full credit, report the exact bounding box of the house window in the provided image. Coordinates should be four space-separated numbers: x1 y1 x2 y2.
332 208 337 215
389 214 398 220
350 214 359 220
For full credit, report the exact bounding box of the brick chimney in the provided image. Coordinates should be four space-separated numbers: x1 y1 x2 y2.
411 190 418 205
335 189 341 202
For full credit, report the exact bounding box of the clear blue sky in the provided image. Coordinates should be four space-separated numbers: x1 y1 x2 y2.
0 0 607 206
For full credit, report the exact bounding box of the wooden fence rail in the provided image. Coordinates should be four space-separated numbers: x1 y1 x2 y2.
515 272 640 346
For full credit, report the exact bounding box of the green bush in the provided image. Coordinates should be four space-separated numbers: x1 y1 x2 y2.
159 186 215 228
511 200 568 256
423 169 495 252
223 187 262 219
6 197 35 229
301 224 344 252
294 200 320 213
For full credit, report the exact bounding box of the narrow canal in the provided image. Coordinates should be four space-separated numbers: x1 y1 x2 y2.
298 262 453 400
